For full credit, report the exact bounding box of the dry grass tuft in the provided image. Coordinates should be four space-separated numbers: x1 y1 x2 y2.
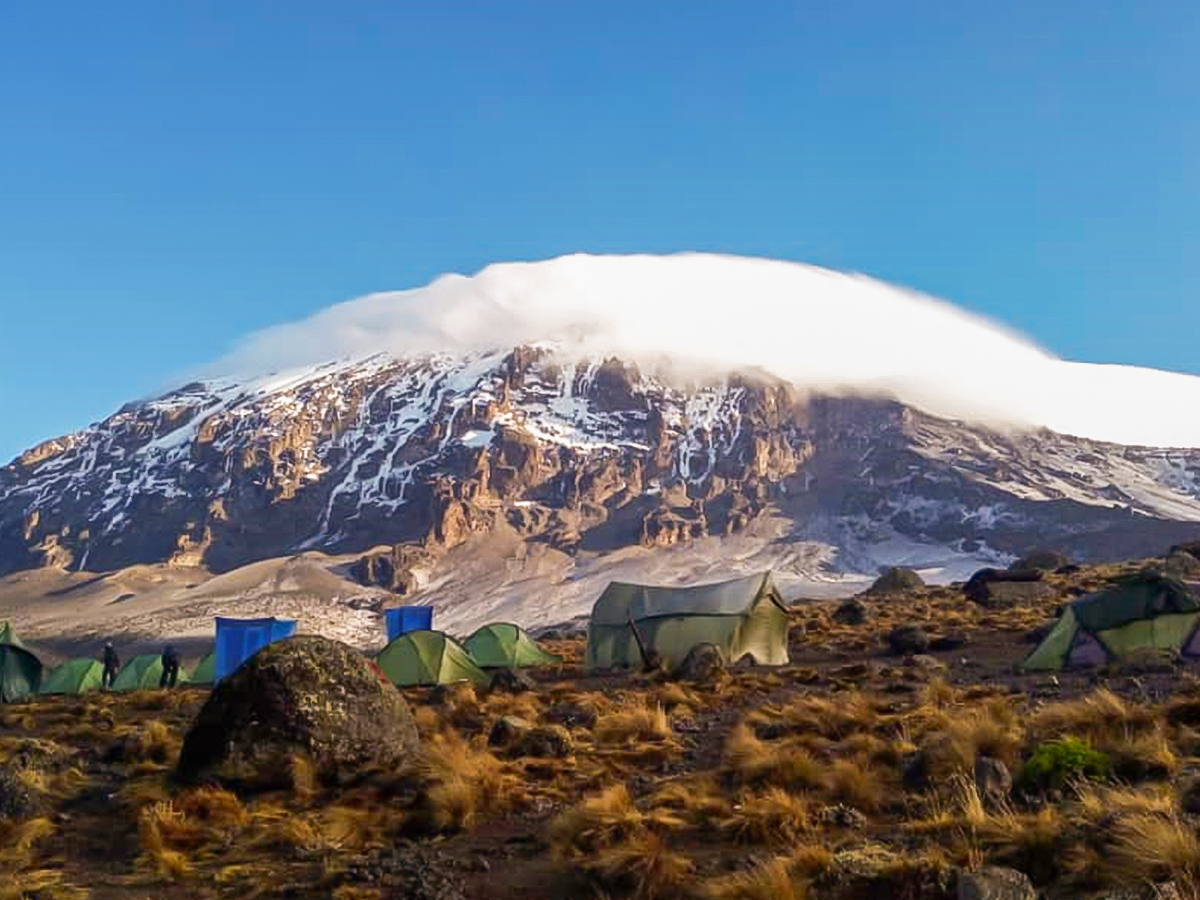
824 758 885 813
721 788 810 844
583 831 695 900
407 731 523 833
702 855 808 900
595 703 673 744
1102 810 1200 891
723 725 824 792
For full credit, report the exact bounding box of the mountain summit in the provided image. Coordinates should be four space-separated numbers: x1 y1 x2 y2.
2 255 1200 642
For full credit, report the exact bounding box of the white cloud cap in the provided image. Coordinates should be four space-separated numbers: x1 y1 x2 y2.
209 252 1200 448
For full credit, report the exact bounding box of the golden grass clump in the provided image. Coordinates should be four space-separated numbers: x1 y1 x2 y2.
1102 810 1200 892
701 855 808 900
722 724 824 792
407 731 524 833
595 702 673 744
720 788 810 844
823 758 886 813
1030 689 1156 745
582 831 696 900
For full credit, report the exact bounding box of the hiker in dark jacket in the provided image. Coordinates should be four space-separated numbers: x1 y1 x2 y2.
159 644 180 689
101 642 120 690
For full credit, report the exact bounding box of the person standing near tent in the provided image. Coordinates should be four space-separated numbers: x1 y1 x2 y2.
101 642 120 690
159 644 180 689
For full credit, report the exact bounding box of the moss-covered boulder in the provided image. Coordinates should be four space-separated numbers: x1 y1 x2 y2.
866 567 924 596
176 635 420 790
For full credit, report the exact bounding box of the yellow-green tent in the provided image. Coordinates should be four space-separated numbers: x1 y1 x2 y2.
0 621 43 703
111 654 190 692
585 571 790 672
464 623 561 669
39 658 104 696
375 630 489 687
191 652 216 685
1024 571 1200 671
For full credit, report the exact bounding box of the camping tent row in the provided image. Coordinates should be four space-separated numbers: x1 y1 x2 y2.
1024 571 1200 670
374 623 562 687
584 571 790 672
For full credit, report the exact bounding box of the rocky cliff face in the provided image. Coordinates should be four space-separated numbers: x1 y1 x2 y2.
4 346 1200 589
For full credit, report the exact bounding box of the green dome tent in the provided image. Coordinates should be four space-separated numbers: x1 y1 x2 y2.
0 621 43 703
464 623 561 669
585 571 790 672
1024 571 1200 671
111 654 190 692
376 630 489 687
39 658 104 696
190 652 216 685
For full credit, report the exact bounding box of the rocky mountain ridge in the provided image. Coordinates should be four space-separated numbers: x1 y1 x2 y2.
4 345 1200 599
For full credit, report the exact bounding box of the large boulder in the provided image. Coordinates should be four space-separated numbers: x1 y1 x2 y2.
964 568 1052 607
866 567 924 596
176 635 420 790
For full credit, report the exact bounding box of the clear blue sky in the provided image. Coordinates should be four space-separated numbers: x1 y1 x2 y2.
1 1 1196 463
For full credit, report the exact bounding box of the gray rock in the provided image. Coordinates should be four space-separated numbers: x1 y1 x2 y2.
0 766 39 822
512 725 574 759
818 803 867 830
956 867 1036 900
488 715 532 748
888 625 930 656
975 756 1013 807
867 567 925 595
544 702 598 731
833 599 870 625
673 642 725 682
488 668 536 694
906 654 947 672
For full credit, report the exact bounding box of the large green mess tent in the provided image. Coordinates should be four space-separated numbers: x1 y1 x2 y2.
375 630 490 687
1024 571 1200 670
111 654 191 692
464 623 561 669
39 658 104 696
190 652 216 685
585 571 790 672
0 622 43 703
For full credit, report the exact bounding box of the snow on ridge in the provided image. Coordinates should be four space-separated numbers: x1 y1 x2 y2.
202 252 1200 449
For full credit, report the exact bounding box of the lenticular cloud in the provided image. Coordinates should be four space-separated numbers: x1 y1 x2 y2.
209 253 1200 448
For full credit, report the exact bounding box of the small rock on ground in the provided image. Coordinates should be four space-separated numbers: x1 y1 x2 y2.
956 866 1036 900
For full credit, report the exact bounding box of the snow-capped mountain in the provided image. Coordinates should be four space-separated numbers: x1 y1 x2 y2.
4 343 1200 599
5 252 1200 637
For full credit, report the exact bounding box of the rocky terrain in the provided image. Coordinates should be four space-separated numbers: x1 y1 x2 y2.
7 556 1200 900
3 345 1200 647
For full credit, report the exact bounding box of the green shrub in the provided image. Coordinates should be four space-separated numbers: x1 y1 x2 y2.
1016 737 1110 793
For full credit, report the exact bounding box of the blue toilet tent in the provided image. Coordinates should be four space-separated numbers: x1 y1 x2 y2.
384 606 433 643
214 616 297 683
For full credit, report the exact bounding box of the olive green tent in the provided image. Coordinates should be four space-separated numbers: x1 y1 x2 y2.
464 623 562 669
190 652 216 685
585 571 790 672
1023 571 1200 671
111 654 190 692
375 630 490 687
39 658 104 696
0 621 43 703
